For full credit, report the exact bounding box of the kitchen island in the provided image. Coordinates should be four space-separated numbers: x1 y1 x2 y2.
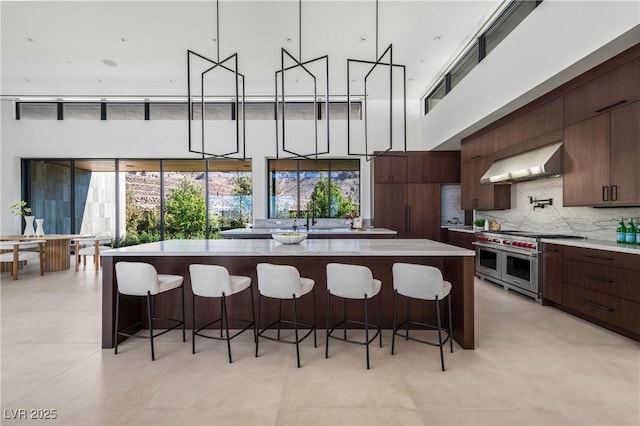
220 227 397 239
101 239 475 349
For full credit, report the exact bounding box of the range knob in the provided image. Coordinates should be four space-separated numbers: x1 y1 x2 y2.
492 238 500 243
502 239 509 244
512 241 521 247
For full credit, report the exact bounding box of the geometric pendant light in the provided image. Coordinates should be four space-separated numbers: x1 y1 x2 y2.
187 0 246 160
347 0 407 161
275 0 330 159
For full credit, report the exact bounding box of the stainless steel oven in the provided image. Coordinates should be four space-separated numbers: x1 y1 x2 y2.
474 231 582 300
474 233 540 299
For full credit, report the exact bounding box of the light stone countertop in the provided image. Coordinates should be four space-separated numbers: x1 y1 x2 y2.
541 238 640 255
443 226 475 234
102 238 475 257
220 227 397 237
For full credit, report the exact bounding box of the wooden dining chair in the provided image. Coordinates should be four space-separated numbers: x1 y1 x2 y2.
75 235 113 272
0 240 46 280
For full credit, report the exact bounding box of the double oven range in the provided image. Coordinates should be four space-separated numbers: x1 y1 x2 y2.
474 230 581 300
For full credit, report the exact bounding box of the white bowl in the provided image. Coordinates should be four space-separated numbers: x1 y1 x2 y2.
271 232 308 244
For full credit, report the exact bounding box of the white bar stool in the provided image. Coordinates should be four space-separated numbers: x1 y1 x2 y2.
189 264 256 363
114 261 186 361
325 263 382 369
255 263 317 368
391 263 453 371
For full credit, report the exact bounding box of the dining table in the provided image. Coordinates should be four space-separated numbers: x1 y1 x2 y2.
0 234 82 272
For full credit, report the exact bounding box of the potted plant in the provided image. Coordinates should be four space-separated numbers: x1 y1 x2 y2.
473 218 486 232
10 200 35 236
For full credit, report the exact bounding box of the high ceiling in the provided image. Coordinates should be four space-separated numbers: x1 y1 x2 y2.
1 0 503 100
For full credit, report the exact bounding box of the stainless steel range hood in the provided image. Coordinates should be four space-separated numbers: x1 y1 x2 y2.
480 142 563 184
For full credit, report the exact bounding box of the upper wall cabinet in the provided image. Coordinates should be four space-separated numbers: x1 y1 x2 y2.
407 151 461 183
373 155 407 183
563 101 640 206
563 57 640 127
374 151 460 184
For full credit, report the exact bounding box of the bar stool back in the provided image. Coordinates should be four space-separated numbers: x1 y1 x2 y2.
325 263 382 369
255 263 317 368
189 264 256 363
391 263 453 371
114 261 186 360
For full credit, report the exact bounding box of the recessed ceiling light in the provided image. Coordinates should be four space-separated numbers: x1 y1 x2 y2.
96 79 102 83
408 78 414 82
212 38 217 42
25 37 33 42
419 59 425 63
102 59 118 67
359 37 367 42
433 35 441 41
120 38 126 42
168 79 173 83
23 78 30 83
66 60 73 64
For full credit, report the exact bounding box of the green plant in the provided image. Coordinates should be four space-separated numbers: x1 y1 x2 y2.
10 200 31 216
310 176 358 218
164 178 206 239
473 219 486 227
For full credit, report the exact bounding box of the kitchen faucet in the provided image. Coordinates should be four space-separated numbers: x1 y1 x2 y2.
292 219 298 231
305 197 317 230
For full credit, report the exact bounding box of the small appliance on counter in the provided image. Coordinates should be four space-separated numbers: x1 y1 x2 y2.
352 217 363 229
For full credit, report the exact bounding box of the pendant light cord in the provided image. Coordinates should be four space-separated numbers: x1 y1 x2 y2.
375 0 379 58
216 0 220 62
299 0 302 61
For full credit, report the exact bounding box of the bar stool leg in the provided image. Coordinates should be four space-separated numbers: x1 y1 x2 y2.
364 294 370 370
222 293 232 363
250 286 257 343
147 292 155 361
435 296 444 372
325 291 331 359
277 299 282 340
448 295 453 353
343 298 347 340
378 293 382 348
220 297 225 338
312 287 317 348
255 294 262 358
192 294 197 354
181 285 186 342
114 291 121 355
405 297 411 340
292 295 301 368
391 290 397 355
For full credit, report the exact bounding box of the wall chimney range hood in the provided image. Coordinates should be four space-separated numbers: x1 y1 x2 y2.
480 142 563 184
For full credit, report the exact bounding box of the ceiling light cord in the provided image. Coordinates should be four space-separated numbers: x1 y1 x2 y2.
299 0 302 61
375 0 379 59
216 0 220 62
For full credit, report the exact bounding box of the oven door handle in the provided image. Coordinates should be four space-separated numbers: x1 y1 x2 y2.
474 242 538 257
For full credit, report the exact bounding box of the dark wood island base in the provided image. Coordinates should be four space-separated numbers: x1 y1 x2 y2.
102 239 475 350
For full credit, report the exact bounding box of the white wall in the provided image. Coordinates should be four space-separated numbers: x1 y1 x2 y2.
0 98 422 235
421 0 640 150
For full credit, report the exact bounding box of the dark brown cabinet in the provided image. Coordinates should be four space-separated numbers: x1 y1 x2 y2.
445 229 475 250
408 151 460 183
545 244 640 341
541 243 563 305
374 183 441 239
373 155 407 183
563 57 640 127
460 155 510 210
563 101 640 206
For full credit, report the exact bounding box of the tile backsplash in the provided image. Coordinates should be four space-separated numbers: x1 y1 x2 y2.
441 185 465 225
477 176 640 242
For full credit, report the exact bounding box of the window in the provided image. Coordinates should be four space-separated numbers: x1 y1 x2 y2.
191 103 234 120
425 79 446 114
241 103 275 120
449 42 479 90
64 103 101 120
268 159 360 219
21 158 252 245
149 103 188 120
107 103 145 120
484 0 538 56
18 103 57 120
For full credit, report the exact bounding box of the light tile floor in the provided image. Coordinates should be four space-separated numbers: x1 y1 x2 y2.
1 263 639 425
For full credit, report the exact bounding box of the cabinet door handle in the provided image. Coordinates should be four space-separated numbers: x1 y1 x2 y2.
406 205 411 233
602 186 609 201
583 254 614 261
470 155 481 160
584 299 614 312
611 185 618 201
594 100 627 113
584 274 614 283
544 248 559 252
